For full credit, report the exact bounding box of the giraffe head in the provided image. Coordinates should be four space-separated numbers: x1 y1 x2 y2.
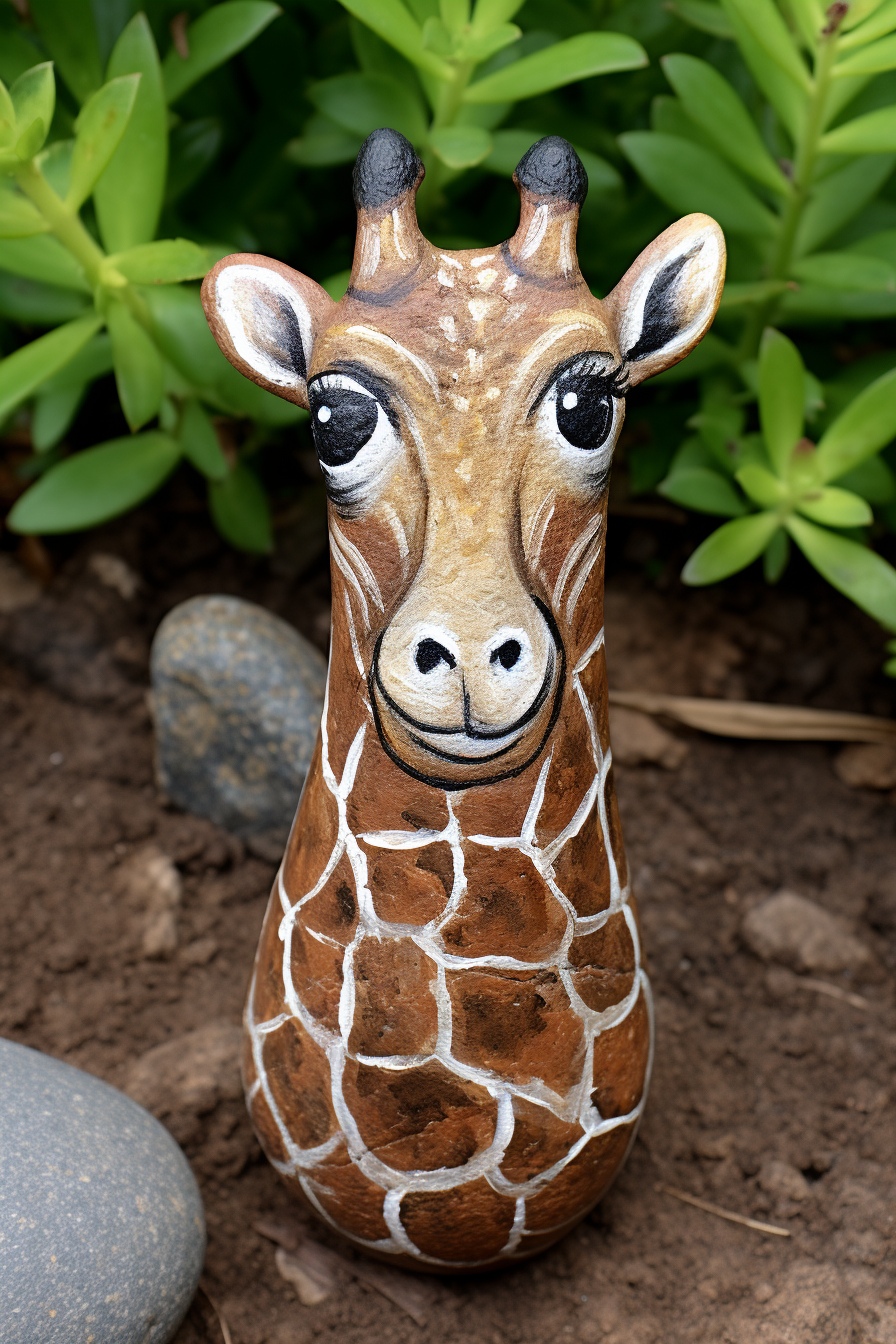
202 130 725 791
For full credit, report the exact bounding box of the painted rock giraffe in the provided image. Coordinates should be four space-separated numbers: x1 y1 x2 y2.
201 130 725 1270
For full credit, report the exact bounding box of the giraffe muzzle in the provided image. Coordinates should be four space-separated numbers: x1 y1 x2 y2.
370 598 565 788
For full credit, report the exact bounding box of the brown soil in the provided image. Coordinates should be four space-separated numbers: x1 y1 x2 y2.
1 505 895 1344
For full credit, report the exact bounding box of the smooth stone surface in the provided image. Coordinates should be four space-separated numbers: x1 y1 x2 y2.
0 1037 205 1344
150 595 327 841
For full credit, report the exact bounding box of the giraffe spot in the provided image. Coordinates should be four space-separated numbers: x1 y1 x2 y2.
288 922 343 1029
348 937 438 1059
440 845 566 962
299 854 359 946
498 1097 585 1183
280 747 339 894
363 840 453 925
568 910 636 1011
447 967 585 1095
260 1017 339 1151
249 890 290 1024
522 1124 634 1232
399 1178 517 1262
341 1058 498 1172
531 684 598 852
304 1152 389 1241
550 791 613 917
591 986 650 1119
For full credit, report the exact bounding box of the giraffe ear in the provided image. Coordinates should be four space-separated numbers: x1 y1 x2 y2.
606 214 726 388
201 254 336 410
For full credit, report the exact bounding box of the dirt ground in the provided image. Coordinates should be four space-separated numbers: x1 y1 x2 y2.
1 501 895 1344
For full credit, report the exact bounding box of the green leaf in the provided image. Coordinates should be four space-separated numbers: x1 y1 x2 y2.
336 0 453 79
835 32 896 76
841 0 896 48
469 0 525 31
162 1 281 104
815 367 896 482
820 107 896 154
719 3 803 137
791 250 896 292
27 0 102 104
0 273 88 325
795 155 896 255
0 312 101 423
835 455 896 504
167 117 223 202
735 463 788 507
8 431 181 534
763 528 790 583
67 73 140 210
661 54 789 194
308 73 427 144
10 62 55 157
464 32 647 103
758 328 805 473
1 235 90 291
619 132 778 237
664 1 734 38
0 185 49 237
0 75 16 149
796 486 873 526
35 331 112 393
107 299 163 432
658 465 747 516
94 15 167 253
430 124 492 168
458 23 520 63
681 511 781 584
109 238 209 284
786 514 896 629
208 462 272 552
285 114 360 167
179 398 228 480
32 382 86 451
719 0 810 90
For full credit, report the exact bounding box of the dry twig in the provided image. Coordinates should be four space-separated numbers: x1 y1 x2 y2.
185 1282 234 1344
655 1183 791 1237
797 977 872 1011
609 692 896 744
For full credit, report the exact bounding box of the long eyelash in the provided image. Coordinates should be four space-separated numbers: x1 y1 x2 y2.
528 351 627 419
308 361 401 432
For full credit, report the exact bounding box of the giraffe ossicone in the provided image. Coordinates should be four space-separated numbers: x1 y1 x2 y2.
202 128 725 1270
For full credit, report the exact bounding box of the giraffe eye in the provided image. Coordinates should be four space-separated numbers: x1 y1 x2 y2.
537 354 623 481
308 374 392 467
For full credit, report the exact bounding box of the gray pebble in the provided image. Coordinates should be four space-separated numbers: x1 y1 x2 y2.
0 1038 205 1343
150 595 326 842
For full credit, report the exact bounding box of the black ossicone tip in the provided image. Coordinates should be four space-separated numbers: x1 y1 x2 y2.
514 136 588 206
353 128 423 211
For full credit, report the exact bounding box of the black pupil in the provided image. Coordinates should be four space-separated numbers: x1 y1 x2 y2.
556 375 612 450
309 386 378 466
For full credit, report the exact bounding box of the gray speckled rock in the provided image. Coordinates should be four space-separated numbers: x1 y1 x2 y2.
150 595 326 842
0 1037 204 1344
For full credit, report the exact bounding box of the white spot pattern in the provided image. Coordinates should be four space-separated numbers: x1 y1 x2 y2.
245 630 653 1267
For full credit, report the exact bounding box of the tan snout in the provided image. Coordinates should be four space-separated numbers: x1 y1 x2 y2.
372 573 563 788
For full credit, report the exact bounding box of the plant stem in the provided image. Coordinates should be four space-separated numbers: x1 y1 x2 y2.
738 28 840 358
14 159 106 287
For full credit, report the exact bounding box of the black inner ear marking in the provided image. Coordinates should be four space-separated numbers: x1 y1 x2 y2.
624 244 701 363
275 296 306 381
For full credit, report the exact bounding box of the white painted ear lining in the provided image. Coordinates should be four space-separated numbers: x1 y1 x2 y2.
214 264 313 393
619 226 724 378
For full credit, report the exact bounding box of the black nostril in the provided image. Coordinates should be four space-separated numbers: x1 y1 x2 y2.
491 639 522 671
415 638 456 674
